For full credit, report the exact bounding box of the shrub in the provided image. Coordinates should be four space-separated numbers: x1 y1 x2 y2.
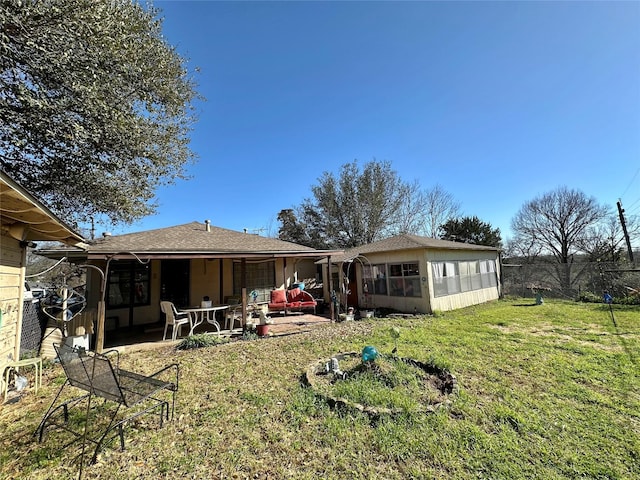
176 333 228 350
577 291 640 305
578 291 602 304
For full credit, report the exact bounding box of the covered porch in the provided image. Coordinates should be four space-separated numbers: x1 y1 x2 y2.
38 221 342 352
102 310 334 352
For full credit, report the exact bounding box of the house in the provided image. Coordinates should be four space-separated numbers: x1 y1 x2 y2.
38 221 342 350
319 234 501 315
0 170 85 393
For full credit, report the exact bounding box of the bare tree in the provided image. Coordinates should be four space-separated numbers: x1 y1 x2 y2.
394 183 461 238
279 161 462 248
395 180 428 234
511 186 609 293
421 184 462 238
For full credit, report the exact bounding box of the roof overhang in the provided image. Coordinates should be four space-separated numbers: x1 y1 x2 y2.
36 248 342 262
1 170 86 246
86 250 339 261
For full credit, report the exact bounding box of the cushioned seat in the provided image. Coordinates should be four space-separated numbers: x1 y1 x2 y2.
268 288 317 315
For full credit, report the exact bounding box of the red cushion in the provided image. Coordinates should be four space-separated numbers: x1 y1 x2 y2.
287 288 301 302
271 289 287 304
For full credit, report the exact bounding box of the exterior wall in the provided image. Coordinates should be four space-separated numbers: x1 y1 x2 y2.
0 233 26 391
429 287 499 312
292 258 318 285
426 248 501 312
190 258 221 305
352 249 431 314
322 247 501 315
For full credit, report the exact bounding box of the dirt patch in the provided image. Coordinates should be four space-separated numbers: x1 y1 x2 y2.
305 352 457 417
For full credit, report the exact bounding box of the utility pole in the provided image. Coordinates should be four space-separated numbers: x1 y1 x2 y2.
617 200 634 263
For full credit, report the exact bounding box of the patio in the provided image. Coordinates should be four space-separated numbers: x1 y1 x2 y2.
104 311 335 352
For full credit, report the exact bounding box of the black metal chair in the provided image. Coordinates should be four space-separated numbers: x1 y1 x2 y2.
35 343 179 473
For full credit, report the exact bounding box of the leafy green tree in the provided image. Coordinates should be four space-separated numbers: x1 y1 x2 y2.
1 0 200 227
277 209 311 246
440 216 502 247
297 159 408 249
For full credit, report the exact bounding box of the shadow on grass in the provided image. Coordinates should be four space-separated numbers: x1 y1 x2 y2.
605 304 637 366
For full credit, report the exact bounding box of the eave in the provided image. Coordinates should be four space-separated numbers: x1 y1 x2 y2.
0 170 86 246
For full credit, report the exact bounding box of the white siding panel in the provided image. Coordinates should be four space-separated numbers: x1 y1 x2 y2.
430 287 499 312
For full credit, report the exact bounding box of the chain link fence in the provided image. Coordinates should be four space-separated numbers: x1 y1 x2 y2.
501 261 640 303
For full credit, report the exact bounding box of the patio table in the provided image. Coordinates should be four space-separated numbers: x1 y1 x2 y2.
180 305 229 336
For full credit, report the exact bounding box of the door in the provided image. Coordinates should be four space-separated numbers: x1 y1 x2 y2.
161 260 190 308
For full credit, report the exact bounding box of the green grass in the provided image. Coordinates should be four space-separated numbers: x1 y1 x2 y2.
311 354 446 411
1 298 638 479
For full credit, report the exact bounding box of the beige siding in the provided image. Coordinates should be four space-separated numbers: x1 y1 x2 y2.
332 247 501 315
0 233 26 391
190 258 221 305
355 249 431 314
293 258 318 285
426 248 501 312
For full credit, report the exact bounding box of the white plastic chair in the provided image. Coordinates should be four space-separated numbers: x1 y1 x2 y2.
160 301 190 341
224 304 243 331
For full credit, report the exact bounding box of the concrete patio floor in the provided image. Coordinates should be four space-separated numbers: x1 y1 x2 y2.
104 311 335 353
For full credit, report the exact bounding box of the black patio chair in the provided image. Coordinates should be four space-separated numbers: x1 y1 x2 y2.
35 343 179 475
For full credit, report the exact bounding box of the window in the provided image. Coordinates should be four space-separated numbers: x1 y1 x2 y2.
107 261 150 308
362 264 387 295
432 259 497 297
459 261 482 292
233 261 275 303
480 260 498 288
388 262 421 297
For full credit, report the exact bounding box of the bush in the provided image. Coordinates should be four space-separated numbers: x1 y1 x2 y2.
577 291 640 305
176 333 228 350
578 291 603 304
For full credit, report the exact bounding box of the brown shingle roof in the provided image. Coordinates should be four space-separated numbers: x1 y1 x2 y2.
87 222 326 256
323 234 499 263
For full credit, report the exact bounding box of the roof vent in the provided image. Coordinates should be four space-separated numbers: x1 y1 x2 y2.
205 219 211 232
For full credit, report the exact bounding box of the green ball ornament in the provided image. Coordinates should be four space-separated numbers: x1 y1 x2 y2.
361 345 379 363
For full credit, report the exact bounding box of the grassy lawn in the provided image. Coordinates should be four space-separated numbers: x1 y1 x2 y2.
1 298 638 479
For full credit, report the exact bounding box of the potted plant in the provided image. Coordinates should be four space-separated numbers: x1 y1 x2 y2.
255 307 273 336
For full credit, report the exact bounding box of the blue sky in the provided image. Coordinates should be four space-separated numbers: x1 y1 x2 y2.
117 0 640 244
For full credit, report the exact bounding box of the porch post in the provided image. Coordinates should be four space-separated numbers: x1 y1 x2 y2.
80 263 106 353
327 255 334 322
96 299 105 353
241 258 247 327
218 259 223 304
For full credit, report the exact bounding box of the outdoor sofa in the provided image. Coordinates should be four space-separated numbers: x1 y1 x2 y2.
268 287 317 315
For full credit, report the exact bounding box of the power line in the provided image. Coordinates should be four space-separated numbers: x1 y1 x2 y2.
626 195 640 212
620 167 640 200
